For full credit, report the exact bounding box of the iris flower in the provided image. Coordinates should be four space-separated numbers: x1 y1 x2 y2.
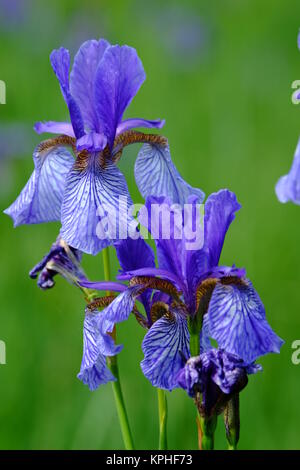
78 189 283 391
276 137 300 205
29 236 85 290
177 349 261 418
5 39 203 255
276 33 300 204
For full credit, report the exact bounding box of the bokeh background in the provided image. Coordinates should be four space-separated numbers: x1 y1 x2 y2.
1 0 300 450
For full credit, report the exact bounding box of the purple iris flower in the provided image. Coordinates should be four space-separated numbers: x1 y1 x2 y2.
78 189 283 391
77 236 157 390
275 137 300 204
176 349 262 417
29 236 85 289
4 39 203 255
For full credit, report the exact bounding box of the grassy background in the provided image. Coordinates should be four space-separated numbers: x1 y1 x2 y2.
1 0 300 449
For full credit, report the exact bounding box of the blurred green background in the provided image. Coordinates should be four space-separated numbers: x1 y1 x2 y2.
1 0 300 450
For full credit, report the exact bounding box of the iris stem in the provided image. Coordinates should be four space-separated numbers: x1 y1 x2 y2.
198 414 217 450
102 248 135 450
228 444 237 450
188 316 216 450
107 354 135 450
157 388 168 450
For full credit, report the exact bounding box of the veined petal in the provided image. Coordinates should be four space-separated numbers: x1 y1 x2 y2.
4 142 74 226
206 279 284 363
34 121 75 137
116 118 165 135
77 313 115 391
100 285 142 328
50 47 84 139
70 39 110 132
141 312 190 390
60 155 133 255
135 143 205 205
95 45 146 148
275 138 300 205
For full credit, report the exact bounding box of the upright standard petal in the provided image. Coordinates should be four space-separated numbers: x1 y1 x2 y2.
115 236 155 273
184 189 241 294
139 195 186 283
34 121 75 137
77 313 115 391
275 138 300 205
50 47 84 139
141 312 190 390
70 39 110 132
4 141 74 226
60 154 133 255
203 190 241 268
206 279 284 364
135 143 205 205
94 45 146 147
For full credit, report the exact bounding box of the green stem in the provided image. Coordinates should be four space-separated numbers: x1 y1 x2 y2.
188 316 217 450
102 248 135 450
228 444 237 450
157 388 168 450
107 355 135 450
224 393 240 451
199 414 217 450
188 316 202 357
102 247 111 292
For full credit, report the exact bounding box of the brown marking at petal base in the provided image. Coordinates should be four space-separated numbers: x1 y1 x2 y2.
220 276 247 287
133 305 148 329
129 276 181 300
74 146 111 171
195 278 218 313
150 301 170 323
112 131 168 163
37 135 77 154
74 150 89 170
86 295 115 312
164 310 176 323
